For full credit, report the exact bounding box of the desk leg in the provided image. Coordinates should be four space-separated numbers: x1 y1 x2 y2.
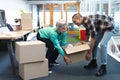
7 41 17 75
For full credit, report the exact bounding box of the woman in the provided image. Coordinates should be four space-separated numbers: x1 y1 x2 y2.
37 19 71 73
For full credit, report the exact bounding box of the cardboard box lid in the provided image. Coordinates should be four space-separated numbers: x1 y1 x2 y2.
63 42 90 55
16 41 45 46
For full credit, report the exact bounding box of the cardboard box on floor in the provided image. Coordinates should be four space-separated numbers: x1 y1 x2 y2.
21 13 33 31
15 41 46 64
63 42 90 63
19 59 48 80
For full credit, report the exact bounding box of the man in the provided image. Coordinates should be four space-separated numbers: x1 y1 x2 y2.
72 13 114 76
37 19 71 73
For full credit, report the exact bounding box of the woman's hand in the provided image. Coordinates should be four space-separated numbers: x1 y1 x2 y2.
64 56 72 64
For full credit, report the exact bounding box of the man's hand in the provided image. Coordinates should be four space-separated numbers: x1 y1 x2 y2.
64 56 71 64
85 51 92 61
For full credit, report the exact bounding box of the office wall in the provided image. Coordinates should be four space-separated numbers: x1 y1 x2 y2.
0 0 31 25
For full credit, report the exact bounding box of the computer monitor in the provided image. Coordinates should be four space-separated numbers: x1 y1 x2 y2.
0 9 6 27
0 9 11 32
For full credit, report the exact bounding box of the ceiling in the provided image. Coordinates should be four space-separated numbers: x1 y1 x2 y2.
26 0 120 4
27 0 81 4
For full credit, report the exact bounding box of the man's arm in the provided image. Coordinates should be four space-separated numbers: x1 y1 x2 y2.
86 30 96 61
86 37 95 61
88 37 95 54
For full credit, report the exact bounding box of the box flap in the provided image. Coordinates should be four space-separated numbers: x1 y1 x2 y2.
16 41 45 46
64 43 90 55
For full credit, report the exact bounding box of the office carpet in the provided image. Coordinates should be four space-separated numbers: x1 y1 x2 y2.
0 51 120 80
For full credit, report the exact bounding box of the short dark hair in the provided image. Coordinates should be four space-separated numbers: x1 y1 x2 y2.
72 13 82 19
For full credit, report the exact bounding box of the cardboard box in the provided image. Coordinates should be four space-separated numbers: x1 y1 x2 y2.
15 41 46 64
19 59 48 80
63 42 90 63
21 13 33 30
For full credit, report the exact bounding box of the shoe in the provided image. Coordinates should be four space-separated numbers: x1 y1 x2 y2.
48 68 52 74
96 65 107 76
50 61 60 66
84 59 97 69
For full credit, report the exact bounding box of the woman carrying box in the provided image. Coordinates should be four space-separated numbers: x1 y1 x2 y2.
37 19 71 73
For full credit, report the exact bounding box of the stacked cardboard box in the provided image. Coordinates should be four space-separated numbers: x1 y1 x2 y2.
15 41 48 80
19 59 48 80
21 13 33 31
63 42 90 63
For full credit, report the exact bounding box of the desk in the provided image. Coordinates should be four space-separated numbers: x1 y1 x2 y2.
0 30 30 75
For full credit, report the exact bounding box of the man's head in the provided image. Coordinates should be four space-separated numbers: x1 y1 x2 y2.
56 19 67 33
72 13 83 26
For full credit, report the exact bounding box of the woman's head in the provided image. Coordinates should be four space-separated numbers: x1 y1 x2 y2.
72 13 83 26
56 19 67 33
